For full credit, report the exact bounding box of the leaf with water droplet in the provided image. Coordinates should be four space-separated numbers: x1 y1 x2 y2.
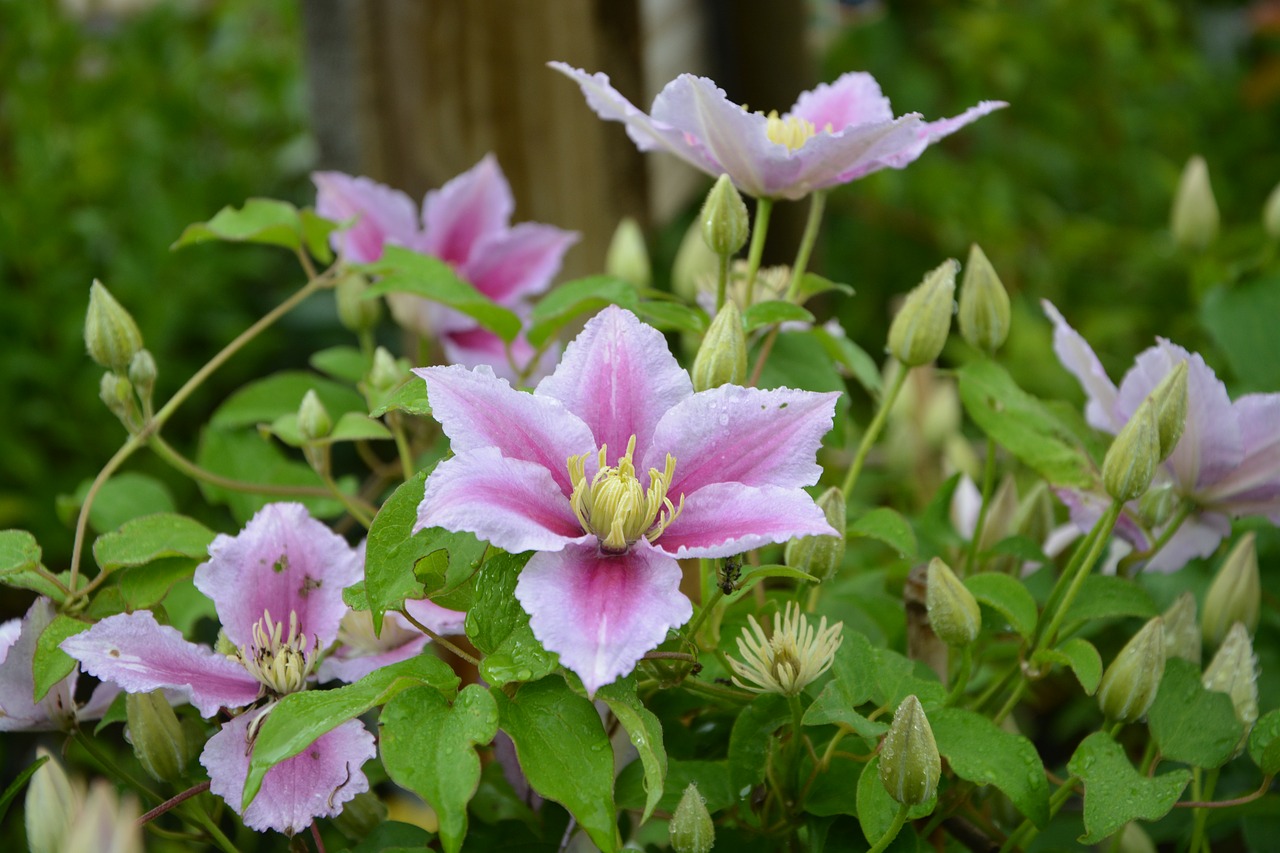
931 707 1049 828
599 679 667 824
728 694 791 793
1148 658 1243 770
465 551 557 686
856 755 935 844
1067 731 1190 844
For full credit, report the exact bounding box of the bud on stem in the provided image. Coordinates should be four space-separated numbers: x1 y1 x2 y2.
691 301 748 391
85 280 144 372
784 487 846 583
701 174 749 258
887 260 958 367
1102 398 1160 503
880 694 941 806
1171 155 1219 250
957 244 1010 353
1097 616 1165 723
1202 533 1260 646
670 783 715 853
605 217 651 289
925 557 981 646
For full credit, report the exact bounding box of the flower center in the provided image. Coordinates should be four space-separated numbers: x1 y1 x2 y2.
232 609 317 696
765 111 817 152
336 609 417 655
567 435 683 554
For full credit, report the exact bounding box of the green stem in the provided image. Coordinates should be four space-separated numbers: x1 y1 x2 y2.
786 693 807 809
318 470 375 528
841 361 910 499
945 645 974 706
387 412 416 479
72 730 159 801
1000 774 1080 853
866 802 911 853
1115 502 1193 578
685 586 726 644
963 436 998 577
1188 766 1219 853
715 254 731 312
783 191 827 303
678 676 753 703
968 658 1021 713
148 434 339 500
992 679 1027 725
175 801 239 853
743 198 774 308
1032 502 1121 657
400 608 481 667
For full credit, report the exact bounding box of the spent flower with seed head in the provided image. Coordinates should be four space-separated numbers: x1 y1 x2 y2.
728 601 843 696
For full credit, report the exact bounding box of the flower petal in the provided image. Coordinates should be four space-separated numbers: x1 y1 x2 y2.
535 306 693 463
1202 393 1280 520
61 611 260 717
441 329 560 385
515 542 692 696
1146 512 1231 573
785 116 927 196
655 483 836 558
0 599 78 731
312 172 420 264
460 222 579 305
419 154 514 265
317 635 430 684
202 714 374 835
416 449 585 552
641 385 839 495
791 72 894 129
876 100 1008 170
1042 300 1120 432
404 598 468 635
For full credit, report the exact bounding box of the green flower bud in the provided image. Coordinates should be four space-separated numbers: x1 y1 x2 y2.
1137 483 1179 530
957 244 1011 353
1148 361 1188 461
125 689 188 783
672 218 720 303
298 389 333 441
605 216 650 289
1202 533 1260 646
98 371 134 422
887 259 958 367
1097 616 1165 723
369 346 407 393
1171 155 1219 250
26 748 82 853
85 280 144 372
925 557 981 646
691 301 748 391
701 174 749 257
1102 398 1160 503
1264 180 1280 240
1202 622 1259 751
63 781 142 853
1115 822 1158 853
784 487 846 583
1161 591 1201 666
330 790 389 840
335 272 382 334
880 695 941 806
669 782 715 853
127 349 157 406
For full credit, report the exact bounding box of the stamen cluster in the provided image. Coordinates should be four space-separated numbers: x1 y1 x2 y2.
567 435 683 553
233 610 317 697
730 602 843 696
764 111 829 152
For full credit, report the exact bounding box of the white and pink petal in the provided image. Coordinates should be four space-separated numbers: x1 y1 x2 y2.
419 154 514 265
460 222 579 305
313 172 420 265
1042 301 1120 432
655 483 837 559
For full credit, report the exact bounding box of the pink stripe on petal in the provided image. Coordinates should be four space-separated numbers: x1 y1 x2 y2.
420 154 514 265
654 483 836 559
61 612 260 717
460 222 579 305
791 72 894 129
516 542 692 696
1042 301 1119 432
312 172 420 264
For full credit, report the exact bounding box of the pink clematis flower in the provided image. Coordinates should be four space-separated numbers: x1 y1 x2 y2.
313 156 578 381
414 306 839 694
551 62 1006 201
62 503 374 835
1044 301 1280 572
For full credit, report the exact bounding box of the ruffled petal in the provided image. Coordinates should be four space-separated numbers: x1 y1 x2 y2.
312 172 420 264
535 306 693 463
0 599 78 731
460 222 579 305
654 483 836 558
515 542 692 696
791 72 894 129
784 116 927 196
441 329 560 386
1042 301 1120 432
419 154 514 265
641 385 838 496
877 101 1008 170
194 503 361 651
61 611 260 717
202 714 374 835
317 635 430 684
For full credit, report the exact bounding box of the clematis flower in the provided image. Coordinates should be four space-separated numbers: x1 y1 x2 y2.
313 155 579 380
62 503 374 835
1044 301 1280 571
320 601 466 684
415 305 839 694
0 598 117 731
551 62 1006 201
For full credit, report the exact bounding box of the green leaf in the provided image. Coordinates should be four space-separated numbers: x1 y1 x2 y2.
299 208 338 264
867 647 946 710
380 684 499 853
195 428 350 522
345 822 435 851
756 332 848 414
465 551 556 686
805 755 864 816
615 759 735 815
931 707 1050 827
1067 731 1191 844
811 325 882 400
965 572 1038 640
848 508 917 558
1248 709 1280 775
369 379 431 418
1201 275 1280 391
244 655 459 811
265 410 393 446
33 615 89 701
957 360 1093 488
528 275 639 348
728 694 791 792
633 300 707 334
856 755 935 844
794 272 855 301
0 755 49 826
209 372 365 430
0 530 41 575
1061 575 1157 625
742 300 814 332
173 198 320 253
58 472 176 535
494 677 618 852
1039 637 1103 695
598 679 667 823
727 564 818 601
310 346 368 384
114 556 198 610
804 631 887 739
364 247 522 342
92 513 214 572
1148 658 1244 770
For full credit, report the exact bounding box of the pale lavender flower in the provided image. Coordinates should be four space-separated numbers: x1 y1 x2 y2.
415 305 839 694
62 503 374 835
551 62 1006 201
319 599 465 685
1044 301 1280 571
313 155 578 380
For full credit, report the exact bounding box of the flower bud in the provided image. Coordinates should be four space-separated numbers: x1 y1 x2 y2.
1148 361 1188 461
1137 483 1179 530
605 216 650 289
1265 180 1280 240
127 349 157 406
85 280 144 371
330 790 389 840
1202 533 1260 646
1115 822 1158 853
691 301 748 391
672 218 720 302
701 174 749 258
957 244 1011 353
1161 591 1201 666
1202 622 1258 749
925 558 981 646
335 272 382 334
1171 155 1219 250
63 780 141 853
784 487 846 583
125 689 188 783
669 782 715 853
26 748 82 853
369 346 406 393
298 389 333 441
880 694 941 806
887 259 958 367
1102 398 1160 503
1097 616 1165 723
98 371 134 422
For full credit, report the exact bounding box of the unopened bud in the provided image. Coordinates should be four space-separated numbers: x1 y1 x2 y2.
605 217 650 289
1171 155 1219 250
1097 616 1165 723
880 695 940 806
670 782 715 853
335 272 382 334
887 260 957 367
1202 533 1260 646
125 689 187 782
369 346 406 393
785 487 846 583
1161 591 1201 666
98 372 134 421
925 558 981 646
957 244 1011 353
1265 181 1280 240
673 221 720 305
1148 362 1188 461
691 302 748 391
85 280 144 371
1137 483 1179 530
1115 822 1158 853
1202 622 1259 750
298 389 333 441
26 748 82 853
701 174 749 257
127 349 157 405
330 790 389 840
1102 398 1160 503
63 780 141 853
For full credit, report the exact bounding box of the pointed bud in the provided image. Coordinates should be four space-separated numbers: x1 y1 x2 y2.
1102 398 1160 503
1161 591 1201 666
1148 361 1188 461
880 694 941 806
1265 181 1280 240
369 346 406 393
298 389 333 441
125 689 188 783
785 487 847 583
330 790 389 840
1171 155 1219 250
1115 822 1158 853
1202 533 1260 646
1137 483 1179 530
85 280 144 371
605 216 651 289
701 174 750 258
1202 622 1258 750
335 272 382 334
669 783 715 853
1097 616 1166 723
63 781 142 853
691 301 748 391
887 260 958 367
957 244 1011 353
26 749 82 853
98 372 134 422
672 217 720 302
926 558 981 646
127 349 157 406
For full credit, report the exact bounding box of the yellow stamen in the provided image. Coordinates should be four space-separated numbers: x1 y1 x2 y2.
765 110 817 152
567 435 683 553
230 609 317 696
